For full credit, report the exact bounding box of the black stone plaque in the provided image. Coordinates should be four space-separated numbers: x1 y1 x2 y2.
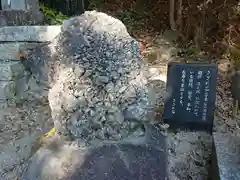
163 61 217 130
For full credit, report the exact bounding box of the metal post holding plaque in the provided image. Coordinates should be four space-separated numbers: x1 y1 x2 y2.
163 61 218 132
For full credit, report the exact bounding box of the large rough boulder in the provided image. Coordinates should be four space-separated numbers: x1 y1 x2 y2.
25 11 155 142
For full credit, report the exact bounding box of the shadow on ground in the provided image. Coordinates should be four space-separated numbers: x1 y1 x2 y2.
21 124 167 180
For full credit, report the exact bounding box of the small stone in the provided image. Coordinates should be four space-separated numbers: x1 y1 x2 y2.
160 123 170 129
119 86 127 93
111 71 118 80
74 66 85 77
123 105 145 122
78 97 87 107
105 83 114 92
97 76 109 84
114 111 124 123
84 70 92 77
64 95 80 112
131 127 145 136
176 141 192 155
130 122 139 129
107 105 118 113
118 67 123 74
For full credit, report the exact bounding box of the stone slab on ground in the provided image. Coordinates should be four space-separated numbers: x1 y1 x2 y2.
20 142 167 180
212 132 240 180
0 26 61 42
19 125 212 180
0 60 25 80
0 81 15 99
0 43 25 60
20 125 168 180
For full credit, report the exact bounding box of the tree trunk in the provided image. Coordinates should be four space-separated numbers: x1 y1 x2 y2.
136 0 151 12
169 0 176 30
176 0 182 32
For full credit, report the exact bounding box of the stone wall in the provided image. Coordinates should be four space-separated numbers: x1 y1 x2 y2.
0 0 43 27
0 10 43 26
1 0 40 10
0 25 61 107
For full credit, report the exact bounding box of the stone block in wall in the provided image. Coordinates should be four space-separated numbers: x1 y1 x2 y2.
19 42 48 55
13 76 29 101
14 74 49 102
0 60 25 80
0 81 15 100
0 26 61 42
1 0 40 11
0 43 25 60
0 10 43 27
0 42 49 60
1 0 26 10
26 0 40 11
0 99 9 108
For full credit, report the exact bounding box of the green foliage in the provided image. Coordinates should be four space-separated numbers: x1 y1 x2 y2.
179 41 208 60
40 3 68 25
118 11 145 33
88 0 104 10
119 11 136 25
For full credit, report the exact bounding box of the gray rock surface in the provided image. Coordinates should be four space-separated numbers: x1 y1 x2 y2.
0 26 61 41
20 125 212 180
167 131 212 180
0 81 15 99
0 99 52 180
212 132 240 180
14 42 50 103
20 124 167 180
0 61 25 81
0 10 43 26
0 43 25 60
21 142 167 180
25 11 154 142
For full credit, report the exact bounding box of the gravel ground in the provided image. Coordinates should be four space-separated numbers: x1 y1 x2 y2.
0 102 52 150
0 99 52 179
